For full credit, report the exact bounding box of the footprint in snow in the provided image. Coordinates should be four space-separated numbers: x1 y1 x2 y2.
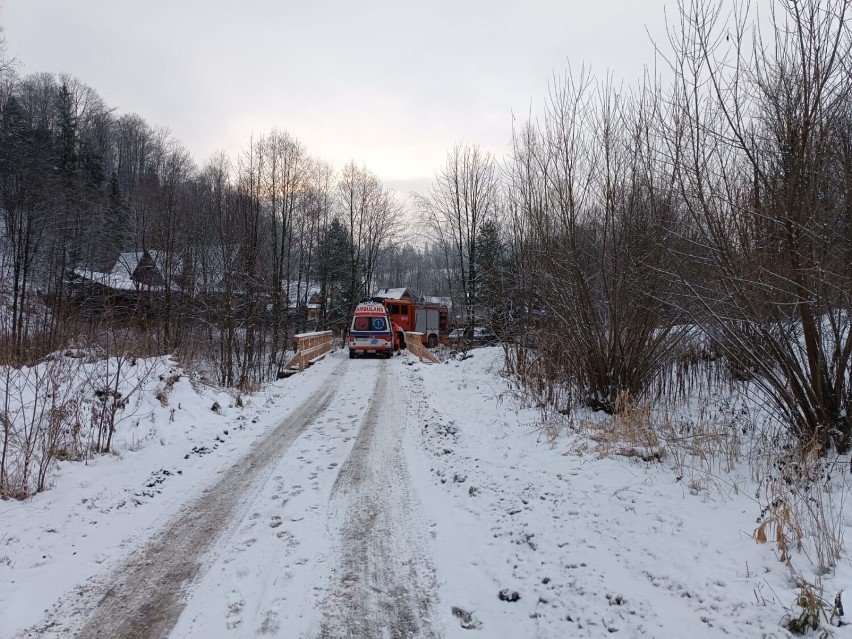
276 530 299 548
258 607 281 635
225 590 244 630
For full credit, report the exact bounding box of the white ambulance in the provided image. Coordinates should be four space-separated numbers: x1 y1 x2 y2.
348 302 394 359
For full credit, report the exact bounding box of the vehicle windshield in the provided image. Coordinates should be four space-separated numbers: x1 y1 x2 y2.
352 316 388 332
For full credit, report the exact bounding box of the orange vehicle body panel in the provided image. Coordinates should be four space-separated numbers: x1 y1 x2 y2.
381 298 448 346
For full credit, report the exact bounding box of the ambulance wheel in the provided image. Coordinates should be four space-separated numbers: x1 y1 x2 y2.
349 349 355 359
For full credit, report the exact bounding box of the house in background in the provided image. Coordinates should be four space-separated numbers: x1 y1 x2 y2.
283 281 341 326
68 246 345 327
72 249 169 293
72 246 245 296
67 249 173 316
372 287 413 302
422 295 451 311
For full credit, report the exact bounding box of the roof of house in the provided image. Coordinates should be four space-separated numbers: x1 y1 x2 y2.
73 250 169 291
422 295 452 308
372 287 412 301
284 281 322 304
110 251 145 280
72 267 136 291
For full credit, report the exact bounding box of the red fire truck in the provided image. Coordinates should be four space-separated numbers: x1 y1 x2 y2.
379 298 449 348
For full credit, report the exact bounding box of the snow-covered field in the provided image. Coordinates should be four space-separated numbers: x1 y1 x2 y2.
405 351 834 637
2 346 851 637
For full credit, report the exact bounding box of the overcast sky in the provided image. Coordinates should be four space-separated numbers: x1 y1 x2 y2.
3 0 670 197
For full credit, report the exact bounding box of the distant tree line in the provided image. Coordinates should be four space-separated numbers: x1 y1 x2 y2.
0 29 457 387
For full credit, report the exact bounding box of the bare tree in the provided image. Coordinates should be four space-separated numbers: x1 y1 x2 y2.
504 69 688 414
667 0 852 452
151 138 195 351
263 130 306 373
337 162 399 317
306 160 338 329
292 157 333 332
0 23 16 97
417 143 499 325
195 153 242 386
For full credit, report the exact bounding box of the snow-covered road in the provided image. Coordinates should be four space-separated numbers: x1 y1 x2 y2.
16 353 441 638
6 347 850 638
318 360 438 638
173 357 439 639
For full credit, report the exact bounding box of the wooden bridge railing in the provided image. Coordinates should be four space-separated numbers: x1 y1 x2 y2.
405 332 439 364
283 331 334 373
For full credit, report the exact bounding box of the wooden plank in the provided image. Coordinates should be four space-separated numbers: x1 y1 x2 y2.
284 331 334 373
405 331 439 364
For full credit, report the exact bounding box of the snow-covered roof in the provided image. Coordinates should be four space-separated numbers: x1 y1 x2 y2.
73 250 169 291
422 296 451 309
110 252 145 281
73 267 148 292
283 281 322 304
372 287 411 301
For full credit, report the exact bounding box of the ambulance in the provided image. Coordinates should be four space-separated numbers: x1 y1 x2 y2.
348 301 395 359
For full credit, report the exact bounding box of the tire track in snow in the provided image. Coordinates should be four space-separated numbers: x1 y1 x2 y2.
170 356 384 637
20 359 348 639
319 360 440 639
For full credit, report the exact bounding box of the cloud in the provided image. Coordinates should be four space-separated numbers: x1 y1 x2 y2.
3 0 668 186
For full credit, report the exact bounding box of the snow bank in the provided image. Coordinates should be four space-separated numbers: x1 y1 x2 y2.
0 351 340 637
403 347 852 637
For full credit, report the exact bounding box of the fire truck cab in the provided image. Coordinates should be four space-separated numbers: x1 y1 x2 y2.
348 302 394 359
